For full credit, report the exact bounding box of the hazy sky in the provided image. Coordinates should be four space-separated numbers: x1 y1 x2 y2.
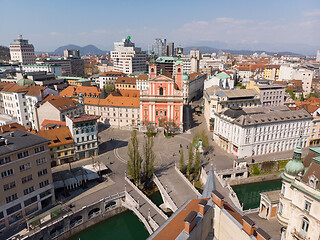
1 0 320 53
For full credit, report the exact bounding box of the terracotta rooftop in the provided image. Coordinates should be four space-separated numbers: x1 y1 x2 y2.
0 123 26 134
42 95 79 111
115 76 136 85
189 72 204 80
137 74 149 80
99 71 125 77
36 126 74 147
60 86 101 98
0 82 47 96
303 151 319 168
68 114 100 123
152 198 209 240
40 119 66 130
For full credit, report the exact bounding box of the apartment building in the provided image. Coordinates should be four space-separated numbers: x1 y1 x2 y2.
110 36 146 74
0 83 58 129
97 71 125 89
182 72 206 104
21 64 62 77
66 115 99 160
213 106 312 158
36 127 75 167
136 74 149 91
246 80 286 106
278 147 320 240
34 95 84 130
115 76 136 90
0 130 54 231
9 35 35 64
264 65 280 80
84 90 140 128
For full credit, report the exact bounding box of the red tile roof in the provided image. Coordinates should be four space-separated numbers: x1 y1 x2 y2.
0 123 26 134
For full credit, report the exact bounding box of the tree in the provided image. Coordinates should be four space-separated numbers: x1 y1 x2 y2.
285 89 296 100
127 130 142 185
187 144 194 176
194 148 201 179
179 147 184 173
143 135 155 183
104 83 115 93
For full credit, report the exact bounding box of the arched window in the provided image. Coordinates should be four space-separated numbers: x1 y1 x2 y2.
151 68 154 73
301 217 309 235
178 68 181 73
159 87 163 95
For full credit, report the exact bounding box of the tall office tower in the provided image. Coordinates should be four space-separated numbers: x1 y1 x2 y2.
152 38 167 57
175 47 183 55
10 34 36 64
167 42 175 57
316 50 320 62
64 49 81 59
111 36 146 74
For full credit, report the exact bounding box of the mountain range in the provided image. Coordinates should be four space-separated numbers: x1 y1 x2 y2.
183 46 301 56
0 46 10 59
51 44 302 56
53 44 106 55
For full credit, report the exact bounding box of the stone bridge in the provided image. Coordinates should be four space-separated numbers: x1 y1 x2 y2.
153 165 201 211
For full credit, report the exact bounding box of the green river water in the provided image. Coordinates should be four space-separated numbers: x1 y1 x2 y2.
232 179 282 210
68 191 164 240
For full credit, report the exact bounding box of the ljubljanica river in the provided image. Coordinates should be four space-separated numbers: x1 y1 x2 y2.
232 179 282 210
68 211 149 240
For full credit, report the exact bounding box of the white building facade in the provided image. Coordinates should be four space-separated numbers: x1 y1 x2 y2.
9 35 35 64
111 37 146 74
213 106 312 158
21 64 62 77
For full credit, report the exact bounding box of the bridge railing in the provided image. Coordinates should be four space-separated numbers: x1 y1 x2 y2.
125 176 168 220
152 174 178 212
121 200 153 234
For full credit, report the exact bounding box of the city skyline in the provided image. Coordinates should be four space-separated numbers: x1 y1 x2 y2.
1 0 320 55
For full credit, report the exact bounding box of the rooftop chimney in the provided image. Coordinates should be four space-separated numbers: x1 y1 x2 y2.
212 190 224 208
10 132 14 137
184 211 197 234
256 228 271 240
198 199 207 216
242 215 255 236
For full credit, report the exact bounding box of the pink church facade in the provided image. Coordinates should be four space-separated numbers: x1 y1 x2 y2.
140 60 184 132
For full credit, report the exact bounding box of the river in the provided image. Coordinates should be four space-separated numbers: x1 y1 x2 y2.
68 211 149 240
232 179 282 210
68 191 165 240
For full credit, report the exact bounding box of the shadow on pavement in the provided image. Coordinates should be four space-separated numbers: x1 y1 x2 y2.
99 139 128 154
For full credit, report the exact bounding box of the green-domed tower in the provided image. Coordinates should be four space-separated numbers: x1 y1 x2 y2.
16 74 36 86
284 132 305 177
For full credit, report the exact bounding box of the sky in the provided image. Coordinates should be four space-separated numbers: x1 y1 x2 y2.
1 0 320 54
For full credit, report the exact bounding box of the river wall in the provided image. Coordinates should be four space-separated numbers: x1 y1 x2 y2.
9 192 126 240
229 173 281 186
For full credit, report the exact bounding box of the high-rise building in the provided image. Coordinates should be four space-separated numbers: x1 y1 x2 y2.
64 49 80 59
175 47 183 55
167 42 174 57
111 36 146 74
316 50 320 62
152 38 166 57
9 35 35 64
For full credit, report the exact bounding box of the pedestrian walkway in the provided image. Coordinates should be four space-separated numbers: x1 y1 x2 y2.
155 165 199 208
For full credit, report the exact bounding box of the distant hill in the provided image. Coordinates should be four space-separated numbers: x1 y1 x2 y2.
184 46 301 56
53 44 106 55
0 46 10 59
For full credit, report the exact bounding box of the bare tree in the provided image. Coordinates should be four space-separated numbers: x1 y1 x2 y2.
143 135 155 184
127 130 142 185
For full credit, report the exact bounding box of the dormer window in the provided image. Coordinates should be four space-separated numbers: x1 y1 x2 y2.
308 174 319 189
178 68 181 73
151 68 154 72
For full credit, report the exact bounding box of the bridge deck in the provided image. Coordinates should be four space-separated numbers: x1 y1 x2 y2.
155 166 198 208
126 184 167 227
